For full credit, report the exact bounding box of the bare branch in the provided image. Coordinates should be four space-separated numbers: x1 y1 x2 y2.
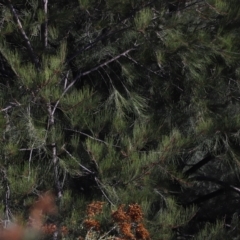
192 175 240 195
52 48 136 115
63 71 69 90
6 0 40 69
0 101 21 112
99 226 117 240
124 54 164 77
184 154 214 176
42 0 48 48
186 188 225 205
81 48 137 77
28 147 33 181
67 27 130 63
0 105 13 112
95 177 115 206
47 103 62 199
62 146 95 175
64 128 121 148
52 71 81 115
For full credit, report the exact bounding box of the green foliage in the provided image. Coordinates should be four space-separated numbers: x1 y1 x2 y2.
1 0 240 239
134 8 153 31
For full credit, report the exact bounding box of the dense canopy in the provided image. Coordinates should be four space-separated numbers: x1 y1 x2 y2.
1 0 240 239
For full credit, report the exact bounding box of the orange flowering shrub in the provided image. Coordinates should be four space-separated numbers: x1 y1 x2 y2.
136 223 150 240
86 201 105 218
79 202 150 239
127 204 143 223
82 201 105 232
111 204 150 240
112 205 130 223
83 219 101 231
118 222 135 240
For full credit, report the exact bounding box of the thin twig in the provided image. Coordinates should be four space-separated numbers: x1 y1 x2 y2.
154 188 167 204
28 147 33 181
124 54 164 77
95 177 115 206
0 101 21 112
99 226 117 240
19 148 39 151
64 128 180 155
0 105 13 112
64 128 121 148
62 147 95 174
63 71 69 90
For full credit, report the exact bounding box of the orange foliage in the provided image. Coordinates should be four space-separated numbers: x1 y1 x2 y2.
118 222 135 240
112 205 130 223
127 204 143 223
111 203 150 240
136 223 150 240
83 219 101 231
86 201 105 217
82 201 104 232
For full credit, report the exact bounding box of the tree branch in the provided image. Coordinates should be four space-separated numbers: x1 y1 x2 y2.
47 103 62 199
42 0 48 48
6 0 40 69
192 175 240 194
62 146 95 175
67 0 157 62
52 71 81 115
1 168 12 228
64 128 121 148
124 54 164 77
52 48 136 115
95 177 115 206
184 154 214 176
67 27 130 63
81 47 137 77
186 188 225 205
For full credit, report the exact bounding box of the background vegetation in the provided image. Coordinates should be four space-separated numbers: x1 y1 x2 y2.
1 0 240 239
